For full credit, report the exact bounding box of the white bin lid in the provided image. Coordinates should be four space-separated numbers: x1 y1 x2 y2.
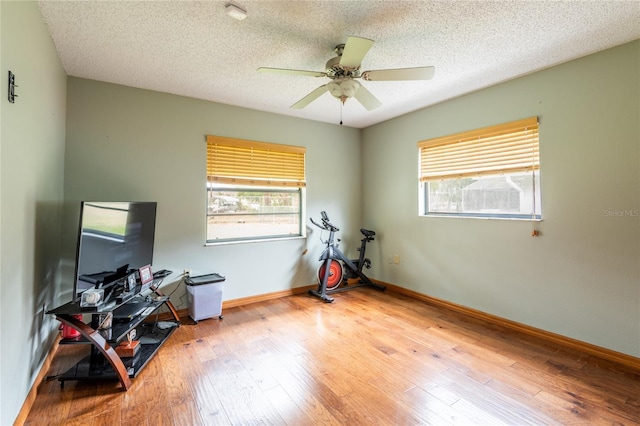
185 273 226 286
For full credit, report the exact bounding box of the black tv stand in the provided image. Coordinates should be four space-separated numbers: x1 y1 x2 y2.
115 291 135 304
47 285 180 390
57 322 175 385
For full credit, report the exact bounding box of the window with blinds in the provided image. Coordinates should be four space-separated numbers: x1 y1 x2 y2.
206 136 306 243
418 117 541 219
206 136 306 187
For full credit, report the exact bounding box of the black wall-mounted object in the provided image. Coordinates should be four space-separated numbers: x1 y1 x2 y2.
8 71 17 103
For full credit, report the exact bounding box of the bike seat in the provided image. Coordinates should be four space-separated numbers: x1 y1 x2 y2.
360 228 375 238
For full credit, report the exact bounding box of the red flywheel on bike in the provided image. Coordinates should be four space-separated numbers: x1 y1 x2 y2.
317 260 343 291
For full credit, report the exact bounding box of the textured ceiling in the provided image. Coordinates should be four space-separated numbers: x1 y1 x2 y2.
38 1 640 128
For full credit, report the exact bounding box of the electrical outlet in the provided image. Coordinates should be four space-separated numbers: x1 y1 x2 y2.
387 256 393 264
393 255 400 264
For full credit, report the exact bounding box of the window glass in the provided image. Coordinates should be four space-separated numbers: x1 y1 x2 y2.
207 185 302 242
424 173 541 218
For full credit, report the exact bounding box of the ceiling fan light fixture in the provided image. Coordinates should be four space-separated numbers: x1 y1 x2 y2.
327 81 341 97
225 3 247 20
327 79 360 101
340 79 360 98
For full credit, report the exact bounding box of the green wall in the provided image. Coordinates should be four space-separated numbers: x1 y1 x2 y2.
0 2 67 423
362 41 640 357
64 77 363 307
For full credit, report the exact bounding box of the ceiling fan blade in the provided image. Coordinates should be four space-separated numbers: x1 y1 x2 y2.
258 67 326 78
291 85 329 109
361 66 435 81
340 36 374 69
354 84 382 111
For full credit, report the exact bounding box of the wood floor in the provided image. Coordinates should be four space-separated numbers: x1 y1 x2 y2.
26 288 640 425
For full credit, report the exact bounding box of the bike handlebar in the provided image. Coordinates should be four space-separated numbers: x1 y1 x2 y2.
310 211 339 232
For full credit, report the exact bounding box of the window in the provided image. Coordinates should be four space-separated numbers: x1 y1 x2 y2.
418 117 541 219
206 135 306 242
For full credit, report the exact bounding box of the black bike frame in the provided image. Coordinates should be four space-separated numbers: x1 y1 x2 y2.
309 212 385 303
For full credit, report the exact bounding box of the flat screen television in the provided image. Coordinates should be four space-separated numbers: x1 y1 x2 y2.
73 201 157 303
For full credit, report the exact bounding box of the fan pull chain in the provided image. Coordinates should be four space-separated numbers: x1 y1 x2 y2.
340 102 343 125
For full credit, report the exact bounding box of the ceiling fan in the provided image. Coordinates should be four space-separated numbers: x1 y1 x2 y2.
258 36 435 111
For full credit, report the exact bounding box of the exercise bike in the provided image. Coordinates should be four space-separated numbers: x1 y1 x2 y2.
309 211 385 303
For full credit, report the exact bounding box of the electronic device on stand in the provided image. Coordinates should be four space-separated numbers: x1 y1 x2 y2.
72 201 157 305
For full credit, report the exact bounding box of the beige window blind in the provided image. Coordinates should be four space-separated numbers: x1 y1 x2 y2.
418 117 539 182
206 135 306 187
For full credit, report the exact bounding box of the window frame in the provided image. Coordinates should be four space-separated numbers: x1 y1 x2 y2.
418 117 541 220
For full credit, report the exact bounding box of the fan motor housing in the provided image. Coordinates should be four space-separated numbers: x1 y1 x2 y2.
325 56 361 79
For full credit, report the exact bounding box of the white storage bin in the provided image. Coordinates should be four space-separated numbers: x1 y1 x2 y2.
185 273 225 322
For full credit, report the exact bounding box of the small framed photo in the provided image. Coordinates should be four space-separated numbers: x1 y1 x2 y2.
126 273 137 292
139 265 153 286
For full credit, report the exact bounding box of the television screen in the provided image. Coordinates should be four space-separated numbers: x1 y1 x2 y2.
73 201 157 303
